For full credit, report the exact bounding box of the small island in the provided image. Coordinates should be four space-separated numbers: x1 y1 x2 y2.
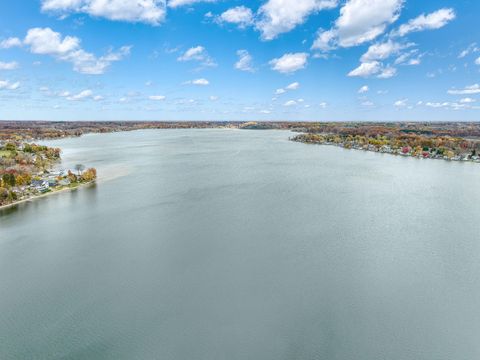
0 141 97 208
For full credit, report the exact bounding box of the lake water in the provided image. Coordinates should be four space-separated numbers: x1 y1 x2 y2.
1 129 480 360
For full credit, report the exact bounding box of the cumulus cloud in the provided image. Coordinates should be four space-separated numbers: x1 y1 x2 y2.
234 50 254 72
24 27 79 55
358 85 369 93
218 6 253 28
0 37 22 49
168 0 215 8
41 0 166 25
447 84 480 95
393 8 455 37
0 61 19 70
311 29 337 51
350 40 408 78
275 88 286 95
269 52 308 74
460 97 475 104
256 0 338 40
348 61 396 79
0 80 20 90
149 95 166 100
177 46 216 67
377 66 396 78
24 27 130 74
348 61 381 77
360 40 410 62
313 0 403 50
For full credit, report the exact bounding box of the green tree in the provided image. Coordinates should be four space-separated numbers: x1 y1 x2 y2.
2 173 15 187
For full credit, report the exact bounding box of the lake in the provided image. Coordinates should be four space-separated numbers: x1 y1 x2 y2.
1 129 480 359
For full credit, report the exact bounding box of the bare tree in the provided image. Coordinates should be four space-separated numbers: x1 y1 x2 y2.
75 164 85 176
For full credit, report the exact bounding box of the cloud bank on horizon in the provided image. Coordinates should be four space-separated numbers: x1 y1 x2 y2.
0 0 478 121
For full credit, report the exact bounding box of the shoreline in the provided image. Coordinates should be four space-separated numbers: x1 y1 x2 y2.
291 138 480 164
0 181 95 211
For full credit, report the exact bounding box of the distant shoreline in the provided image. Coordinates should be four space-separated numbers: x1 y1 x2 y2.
291 136 480 164
0 181 94 211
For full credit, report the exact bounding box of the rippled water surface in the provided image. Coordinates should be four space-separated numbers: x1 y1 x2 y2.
1 129 480 359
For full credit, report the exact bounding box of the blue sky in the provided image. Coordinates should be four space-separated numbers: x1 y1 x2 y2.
0 0 479 121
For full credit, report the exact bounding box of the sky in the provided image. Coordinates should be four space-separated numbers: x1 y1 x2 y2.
0 0 479 122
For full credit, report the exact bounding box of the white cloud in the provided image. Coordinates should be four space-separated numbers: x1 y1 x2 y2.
447 84 480 95
458 43 479 59
235 50 254 72
337 0 403 46
24 27 79 55
283 100 297 106
256 0 338 40
286 81 300 90
319 101 327 108
66 89 93 100
41 0 166 25
269 52 308 74
0 37 22 49
311 29 337 51
0 80 20 90
361 40 409 62
358 85 369 93
394 49 420 65
0 61 19 70
168 0 215 8
424 101 473 110
24 27 130 74
394 98 408 107
377 66 396 78
348 61 397 79
184 78 209 85
406 58 420 65
394 8 455 37
475 57 480 66
218 6 253 28
361 100 374 107
458 43 480 59
348 61 381 77
149 95 166 100
460 97 475 104
93 95 103 101
177 46 216 67
275 88 286 95
314 0 403 50
209 95 218 101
